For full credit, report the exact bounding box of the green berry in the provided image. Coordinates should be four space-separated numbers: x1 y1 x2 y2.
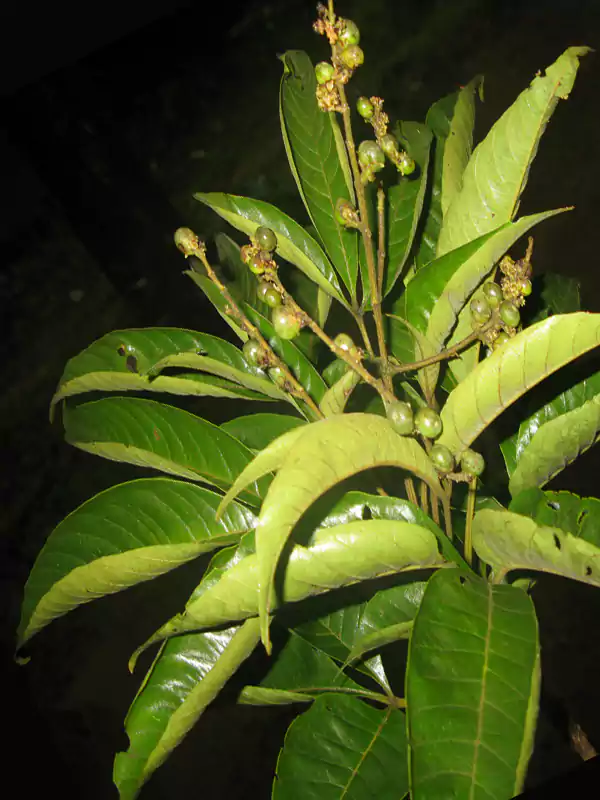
387 401 414 436
242 339 264 367
430 444 455 474
470 296 492 324
340 44 364 69
335 197 359 227
380 133 399 158
339 19 361 47
460 448 485 477
499 300 520 328
255 226 277 252
315 61 335 85
493 331 511 350
272 306 301 340
483 281 504 308
257 281 281 308
415 407 443 440
174 227 199 257
248 253 265 275
358 140 385 171
268 365 287 388
334 333 355 352
356 96 374 120
398 154 416 176
519 278 532 297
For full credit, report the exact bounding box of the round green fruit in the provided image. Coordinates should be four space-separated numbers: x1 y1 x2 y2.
272 306 301 340
268 365 287 388
519 278 532 297
414 407 443 439
339 19 360 47
398 154 416 176
315 61 335 85
174 227 199 256
460 448 485 477
430 444 454 474
248 253 265 275
470 296 492 324
255 226 277 252
499 300 520 328
242 339 264 367
493 331 511 350
334 333 355 352
358 140 385 171
356 96 374 120
380 133 399 158
483 281 503 308
386 401 414 436
340 44 364 69
257 281 281 308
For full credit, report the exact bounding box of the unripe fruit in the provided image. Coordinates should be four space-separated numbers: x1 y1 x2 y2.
174 227 199 256
386 401 414 436
430 444 455 474
483 281 503 308
242 339 264 367
257 281 281 308
315 61 335 85
334 333 355 352
415 407 443 439
358 140 385 171
499 300 520 328
470 296 492 324
519 278 532 296
339 19 360 47
268 365 287 388
380 133 399 158
493 331 511 350
460 448 485 477
335 197 359 228
272 306 301 340
255 226 277 252
398 154 416 176
356 96 374 120
248 253 266 275
339 44 364 69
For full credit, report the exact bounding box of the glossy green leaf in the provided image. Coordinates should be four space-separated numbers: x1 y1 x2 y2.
51 327 285 408
427 210 565 355
280 51 359 299
215 232 271 316
184 269 248 341
384 121 432 295
244 305 328 406
220 413 306 452
114 618 260 800
17 478 256 649
407 569 540 800
131 519 443 664
195 192 348 306
273 694 409 800
415 80 480 268
319 369 361 416
387 315 439 401
437 47 589 255
437 313 600 456
509 488 600 549
63 397 265 501
248 413 445 649
537 272 581 317
473 508 600 586
239 630 361 707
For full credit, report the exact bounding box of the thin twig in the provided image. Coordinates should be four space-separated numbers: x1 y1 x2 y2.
352 311 375 358
376 185 386 298
464 477 477 565
405 478 419 507
420 481 430 517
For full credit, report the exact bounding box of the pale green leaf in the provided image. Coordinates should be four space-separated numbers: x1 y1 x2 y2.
220 413 306 452
319 369 361 416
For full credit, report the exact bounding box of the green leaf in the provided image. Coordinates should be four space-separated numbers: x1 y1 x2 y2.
215 232 270 316
319 369 361 416
473 508 600 587
406 569 540 800
538 272 581 317
195 192 348 306
273 694 409 800
114 618 260 800
247 413 445 649
244 305 328 406
384 121 432 295
427 210 565 355
17 478 256 649
280 51 359 299
387 315 439 401
509 488 600 549
239 630 361 707
185 269 248 341
437 47 589 255
220 413 306 452
63 397 265 501
132 518 443 662
437 313 600 456
415 79 480 268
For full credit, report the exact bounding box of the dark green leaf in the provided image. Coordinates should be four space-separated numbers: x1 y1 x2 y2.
185 269 248 341
221 413 306 452
509 488 600 549
407 569 540 799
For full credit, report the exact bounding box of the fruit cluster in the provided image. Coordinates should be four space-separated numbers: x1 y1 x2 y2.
356 96 416 180
313 14 364 112
386 400 485 478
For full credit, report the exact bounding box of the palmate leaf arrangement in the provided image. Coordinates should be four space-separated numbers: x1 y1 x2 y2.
17 2 600 798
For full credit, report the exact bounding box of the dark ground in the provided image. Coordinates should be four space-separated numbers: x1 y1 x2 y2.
2 1 600 797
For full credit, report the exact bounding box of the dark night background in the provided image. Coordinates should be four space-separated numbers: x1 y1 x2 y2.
1 1 600 797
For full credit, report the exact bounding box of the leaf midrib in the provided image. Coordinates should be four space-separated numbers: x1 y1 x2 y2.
469 583 493 800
